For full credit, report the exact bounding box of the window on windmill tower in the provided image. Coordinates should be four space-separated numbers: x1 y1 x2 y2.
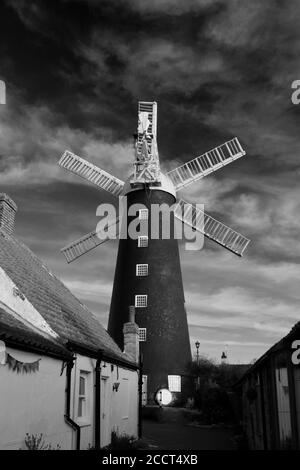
138 236 148 248
138 328 147 341
168 375 181 392
139 209 149 220
135 294 147 308
136 264 149 276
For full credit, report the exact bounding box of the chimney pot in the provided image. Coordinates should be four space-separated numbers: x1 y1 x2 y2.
0 194 17 235
129 305 135 323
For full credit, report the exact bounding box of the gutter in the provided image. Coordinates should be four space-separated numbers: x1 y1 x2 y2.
66 340 139 371
64 360 81 450
95 352 102 449
0 331 72 361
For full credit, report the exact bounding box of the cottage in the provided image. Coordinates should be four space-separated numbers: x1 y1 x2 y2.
236 321 300 450
0 193 140 450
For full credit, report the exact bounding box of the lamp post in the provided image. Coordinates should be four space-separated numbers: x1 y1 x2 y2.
195 341 200 365
195 341 200 390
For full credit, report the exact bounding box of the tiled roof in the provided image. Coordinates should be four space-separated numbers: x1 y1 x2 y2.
0 229 130 363
0 307 72 359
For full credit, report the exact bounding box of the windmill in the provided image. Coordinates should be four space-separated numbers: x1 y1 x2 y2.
58 101 250 404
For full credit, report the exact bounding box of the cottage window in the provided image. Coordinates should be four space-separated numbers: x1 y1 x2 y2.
78 371 90 419
138 236 148 247
168 375 181 392
135 295 147 308
139 328 147 342
136 264 148 276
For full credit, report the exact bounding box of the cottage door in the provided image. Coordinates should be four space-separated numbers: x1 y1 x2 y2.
100 376 110 447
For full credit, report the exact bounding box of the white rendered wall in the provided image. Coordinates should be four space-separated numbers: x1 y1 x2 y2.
0 347 72 450
0 349 139 450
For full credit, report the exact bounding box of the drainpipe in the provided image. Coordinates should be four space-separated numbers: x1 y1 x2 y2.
65 360 81 450
138 353 143 438
95 351 103 449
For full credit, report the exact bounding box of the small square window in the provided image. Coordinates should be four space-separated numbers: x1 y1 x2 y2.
138 236 148 247
139 328 147 342
136 264 148 276
139 209 149 220
135 295 147 308
168 375 181 392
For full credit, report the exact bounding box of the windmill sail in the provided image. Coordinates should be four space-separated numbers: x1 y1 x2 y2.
174 199 250 256
61 218 120 263
59 151 124 196
167 138 245 191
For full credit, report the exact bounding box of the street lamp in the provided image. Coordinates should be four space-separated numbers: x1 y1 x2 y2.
195 341 200 390
195 341 200 365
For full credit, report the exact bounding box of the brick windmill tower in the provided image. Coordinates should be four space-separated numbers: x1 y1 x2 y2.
58 101 250 404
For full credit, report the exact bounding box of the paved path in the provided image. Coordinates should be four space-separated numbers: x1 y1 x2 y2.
142 421 237 450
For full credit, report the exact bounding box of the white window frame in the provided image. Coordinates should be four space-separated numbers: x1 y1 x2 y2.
168 375 181 392
138 235 148 247
135 294 147 308
77 370 91 422
139 328 147 342
136 264 149 277
139 209 149 220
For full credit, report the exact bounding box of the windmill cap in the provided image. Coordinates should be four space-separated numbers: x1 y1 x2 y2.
122 172 176 198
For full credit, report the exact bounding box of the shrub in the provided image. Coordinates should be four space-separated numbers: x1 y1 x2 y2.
200 387 234 424
104 431 149 450
23 433 61 450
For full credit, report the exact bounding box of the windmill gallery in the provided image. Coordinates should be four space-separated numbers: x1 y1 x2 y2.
58 101 250 405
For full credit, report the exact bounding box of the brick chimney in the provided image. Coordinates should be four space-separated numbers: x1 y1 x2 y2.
123 306 139 363
0 194 17 235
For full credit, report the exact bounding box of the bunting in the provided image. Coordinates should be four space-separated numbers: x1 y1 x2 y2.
6 353 40 374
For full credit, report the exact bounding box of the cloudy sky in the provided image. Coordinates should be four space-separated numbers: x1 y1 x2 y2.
1 0 300 363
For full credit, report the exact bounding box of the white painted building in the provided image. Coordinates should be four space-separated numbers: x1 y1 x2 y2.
0 193 140 450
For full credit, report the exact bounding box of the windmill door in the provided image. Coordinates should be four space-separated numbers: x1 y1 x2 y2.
142 375 147 406
100 376 110 448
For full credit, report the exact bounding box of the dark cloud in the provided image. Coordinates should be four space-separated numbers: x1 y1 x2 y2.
0 0 300 362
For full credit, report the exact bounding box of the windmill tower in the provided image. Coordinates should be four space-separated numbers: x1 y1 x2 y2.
58 101 250 404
